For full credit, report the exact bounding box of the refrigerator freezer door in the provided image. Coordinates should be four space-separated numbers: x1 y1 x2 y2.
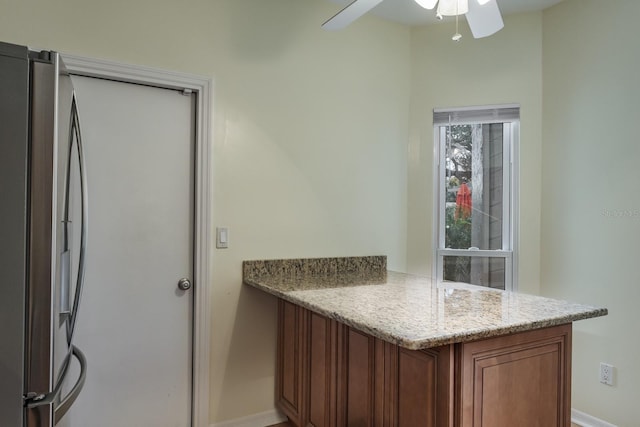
54 66 89 423
24 52 88 427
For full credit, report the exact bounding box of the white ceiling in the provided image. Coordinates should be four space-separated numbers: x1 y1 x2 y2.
325 0 565 26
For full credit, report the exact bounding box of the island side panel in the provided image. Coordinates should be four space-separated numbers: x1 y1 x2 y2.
456 323 572 427
277 298 454 427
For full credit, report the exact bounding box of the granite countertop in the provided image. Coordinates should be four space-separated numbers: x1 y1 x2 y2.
243 256 608 350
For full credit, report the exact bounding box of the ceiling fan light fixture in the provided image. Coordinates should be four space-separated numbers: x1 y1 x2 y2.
322 0 504 40
414 0 439 9
437 0 469 16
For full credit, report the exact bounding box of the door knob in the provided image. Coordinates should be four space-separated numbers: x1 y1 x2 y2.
177 278 192 291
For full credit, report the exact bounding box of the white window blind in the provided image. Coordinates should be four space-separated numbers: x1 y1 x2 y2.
433 104 520 125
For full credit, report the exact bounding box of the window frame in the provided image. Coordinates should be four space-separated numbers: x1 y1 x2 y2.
432 105 520 291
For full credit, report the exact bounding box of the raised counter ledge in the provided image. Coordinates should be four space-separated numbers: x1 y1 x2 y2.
243 256 608 350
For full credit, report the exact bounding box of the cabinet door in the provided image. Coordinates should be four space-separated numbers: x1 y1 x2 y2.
306 311 337 427
333 325 390 427
277 300 305 425
457 324 572 427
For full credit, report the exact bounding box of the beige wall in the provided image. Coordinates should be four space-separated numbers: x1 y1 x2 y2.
407 13 543 295
0 0 410 422
541 0 640 425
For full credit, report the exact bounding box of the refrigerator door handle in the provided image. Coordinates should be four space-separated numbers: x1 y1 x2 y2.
54 346 87 422
24 345 87 423
65 92 88 347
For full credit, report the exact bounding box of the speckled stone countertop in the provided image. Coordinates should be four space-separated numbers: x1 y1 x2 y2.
243 256 608 350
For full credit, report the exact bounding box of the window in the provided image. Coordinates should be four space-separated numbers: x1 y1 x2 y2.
433 105 519 290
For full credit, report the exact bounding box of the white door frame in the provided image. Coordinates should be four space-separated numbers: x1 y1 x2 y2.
61 53 213 427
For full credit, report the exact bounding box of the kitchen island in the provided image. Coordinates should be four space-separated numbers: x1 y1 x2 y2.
244 256 607 427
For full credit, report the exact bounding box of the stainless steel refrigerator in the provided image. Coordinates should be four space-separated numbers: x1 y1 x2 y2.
0 41 88 426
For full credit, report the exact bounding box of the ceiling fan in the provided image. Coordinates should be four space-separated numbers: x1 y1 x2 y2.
322 0 504 41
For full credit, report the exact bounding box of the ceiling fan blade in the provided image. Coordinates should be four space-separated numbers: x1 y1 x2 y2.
466 0 504 38
322 0 385 30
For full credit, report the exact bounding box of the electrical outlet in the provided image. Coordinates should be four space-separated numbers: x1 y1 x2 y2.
600 362 614 386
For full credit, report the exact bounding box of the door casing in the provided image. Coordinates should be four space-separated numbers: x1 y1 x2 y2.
61 53 213 427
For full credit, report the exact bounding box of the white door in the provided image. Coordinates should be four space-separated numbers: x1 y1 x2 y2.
67 75 194 427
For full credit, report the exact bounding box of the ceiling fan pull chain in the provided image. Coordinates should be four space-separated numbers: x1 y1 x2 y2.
452 3 462 41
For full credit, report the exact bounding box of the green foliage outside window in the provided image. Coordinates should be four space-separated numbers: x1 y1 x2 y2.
444 205 471 282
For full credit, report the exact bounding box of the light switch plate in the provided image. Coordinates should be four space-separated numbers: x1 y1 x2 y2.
216 227 228 249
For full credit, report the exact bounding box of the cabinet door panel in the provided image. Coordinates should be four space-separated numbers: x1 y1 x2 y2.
398 349 436 427
307 312 335 427
397 346 454 427
346 328 376 427
277 300 304 425
477 345 559 426
458 324 571 427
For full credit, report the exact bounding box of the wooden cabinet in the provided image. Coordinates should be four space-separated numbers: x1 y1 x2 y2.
276 300 572 427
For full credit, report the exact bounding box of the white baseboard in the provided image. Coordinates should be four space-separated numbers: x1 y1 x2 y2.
210 409 287 427
572 408 617 427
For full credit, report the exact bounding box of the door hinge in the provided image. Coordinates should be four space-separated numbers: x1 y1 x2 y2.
23 392 47 406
